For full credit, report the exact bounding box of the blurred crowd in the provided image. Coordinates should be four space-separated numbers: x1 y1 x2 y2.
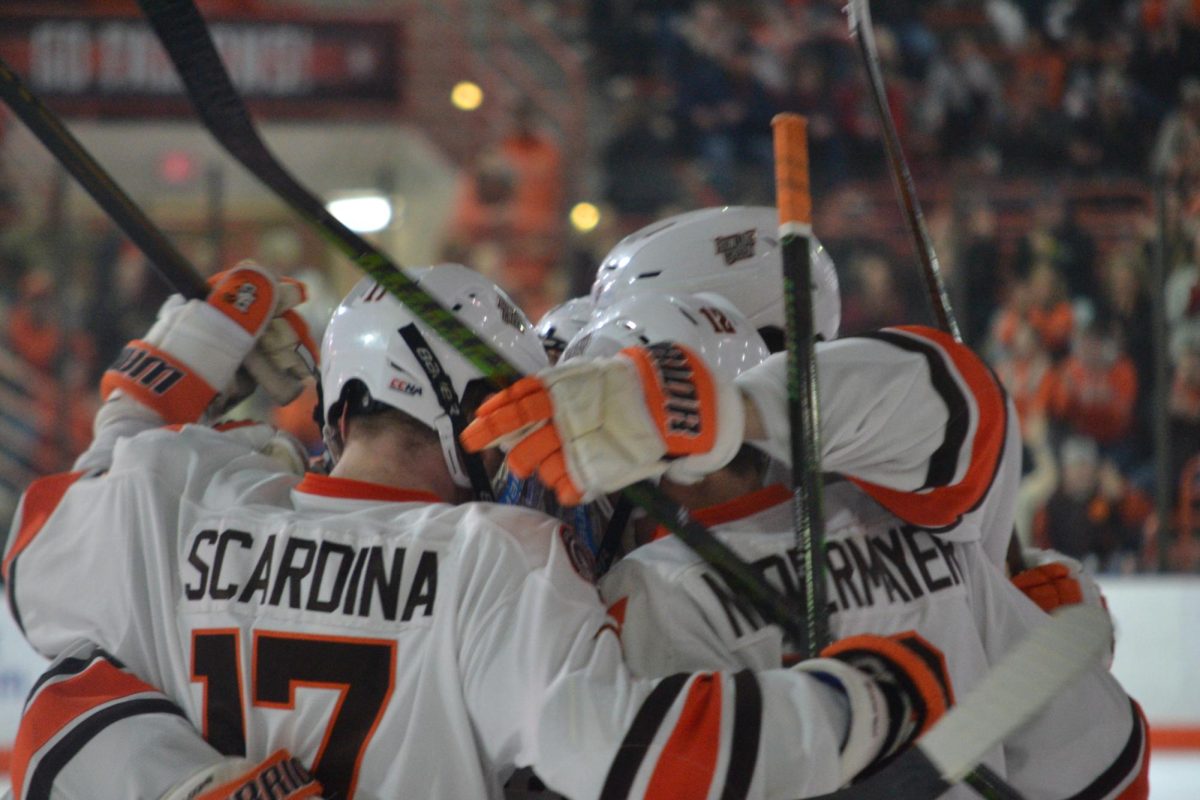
3 0 1200 573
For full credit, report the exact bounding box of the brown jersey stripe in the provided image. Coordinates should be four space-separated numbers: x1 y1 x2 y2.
720 670 763 800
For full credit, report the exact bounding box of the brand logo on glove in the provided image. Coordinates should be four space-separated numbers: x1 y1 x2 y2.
647 342 702 437
110 345 185 395
226 281 258 313
714 228 756 265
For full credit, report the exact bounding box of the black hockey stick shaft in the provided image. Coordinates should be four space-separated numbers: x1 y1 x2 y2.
847 0 959 341
138 0 812 646
773 114 830 657
0 57 207 300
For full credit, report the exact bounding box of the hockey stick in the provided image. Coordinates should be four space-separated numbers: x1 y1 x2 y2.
0 57 207 300
813 604 1111 800
846 0 958 340
772 114 830 657
845 0 1029 590
136 0 812 645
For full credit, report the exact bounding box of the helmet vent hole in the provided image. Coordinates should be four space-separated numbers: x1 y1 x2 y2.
634 271 662 280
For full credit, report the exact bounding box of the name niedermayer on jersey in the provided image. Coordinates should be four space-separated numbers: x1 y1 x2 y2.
182 525 441 626
700 526 965 638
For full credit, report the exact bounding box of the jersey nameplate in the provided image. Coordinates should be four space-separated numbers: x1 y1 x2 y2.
184 528 438 622
701 526 964 638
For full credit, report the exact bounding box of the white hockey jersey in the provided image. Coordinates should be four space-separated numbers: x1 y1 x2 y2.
599 481 1149 800
740 326 1022 568
4 422 866 800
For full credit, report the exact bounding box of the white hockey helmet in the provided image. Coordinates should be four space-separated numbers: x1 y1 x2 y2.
590 206 840 348
535 296 594 364
564 291 770 383
319 265 548 486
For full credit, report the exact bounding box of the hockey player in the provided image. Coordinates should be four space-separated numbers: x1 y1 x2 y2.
546 293 1148 799
535 295 593 364
5 264 956 800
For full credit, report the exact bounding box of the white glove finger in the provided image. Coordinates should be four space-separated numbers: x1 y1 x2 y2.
243 348 305 406
257 319 316 381
274 279 306 314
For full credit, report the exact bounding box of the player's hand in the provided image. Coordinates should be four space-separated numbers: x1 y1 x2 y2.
460 342 744 505
1013 548 1107 614
160 749 322 800
795 632 953 785
101 263 318 424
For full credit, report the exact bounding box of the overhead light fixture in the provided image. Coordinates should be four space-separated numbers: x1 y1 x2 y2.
326 194 393 233
570 201 601 233
451 81 484 111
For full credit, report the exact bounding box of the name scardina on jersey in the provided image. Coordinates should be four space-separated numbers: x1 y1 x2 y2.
184 527 438 623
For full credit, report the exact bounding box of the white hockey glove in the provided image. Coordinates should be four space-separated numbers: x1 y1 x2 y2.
100 263 318 425
794 632 953 786
160 750 322 800
461 342 744 505
1012 547 1113 664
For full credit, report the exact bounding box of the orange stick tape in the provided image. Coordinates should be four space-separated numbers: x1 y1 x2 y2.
772 113 812 227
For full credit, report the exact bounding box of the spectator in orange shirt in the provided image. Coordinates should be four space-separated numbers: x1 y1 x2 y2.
500 99 564 240
992 262 1076 359
5 270 63 374
1047 316 1138 447
992 318 1055 435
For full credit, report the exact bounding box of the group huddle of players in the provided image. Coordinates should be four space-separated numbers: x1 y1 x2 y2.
3 206 1147 799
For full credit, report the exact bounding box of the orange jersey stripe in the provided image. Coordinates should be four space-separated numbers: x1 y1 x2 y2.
851 326 1006 528
3 471 86 581
644 674 722 799
11 659 154 797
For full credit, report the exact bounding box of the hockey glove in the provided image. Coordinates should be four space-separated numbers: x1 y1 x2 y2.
160 749 322 800
460 342 744 505
100 263 318 424
794 632 953 786
1013 548 1113 663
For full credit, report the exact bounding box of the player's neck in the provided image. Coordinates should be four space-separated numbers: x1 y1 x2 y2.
333 435 462 503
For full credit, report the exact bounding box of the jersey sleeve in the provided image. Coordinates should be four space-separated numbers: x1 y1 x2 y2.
966 546 1149 799
738 325 1009 530
455 508 852 799
11 641 225 800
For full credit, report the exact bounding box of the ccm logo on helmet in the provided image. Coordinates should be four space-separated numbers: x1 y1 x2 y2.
389 378 423 396
647 342 703 437
714 229 756 265
109 345 185 395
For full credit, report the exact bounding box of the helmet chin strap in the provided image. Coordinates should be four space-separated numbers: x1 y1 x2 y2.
435 415 472 489
398 323 496 502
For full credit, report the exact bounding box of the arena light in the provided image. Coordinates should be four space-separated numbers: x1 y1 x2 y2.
451 81 484 111
570 202 601 233
325 194 393 234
